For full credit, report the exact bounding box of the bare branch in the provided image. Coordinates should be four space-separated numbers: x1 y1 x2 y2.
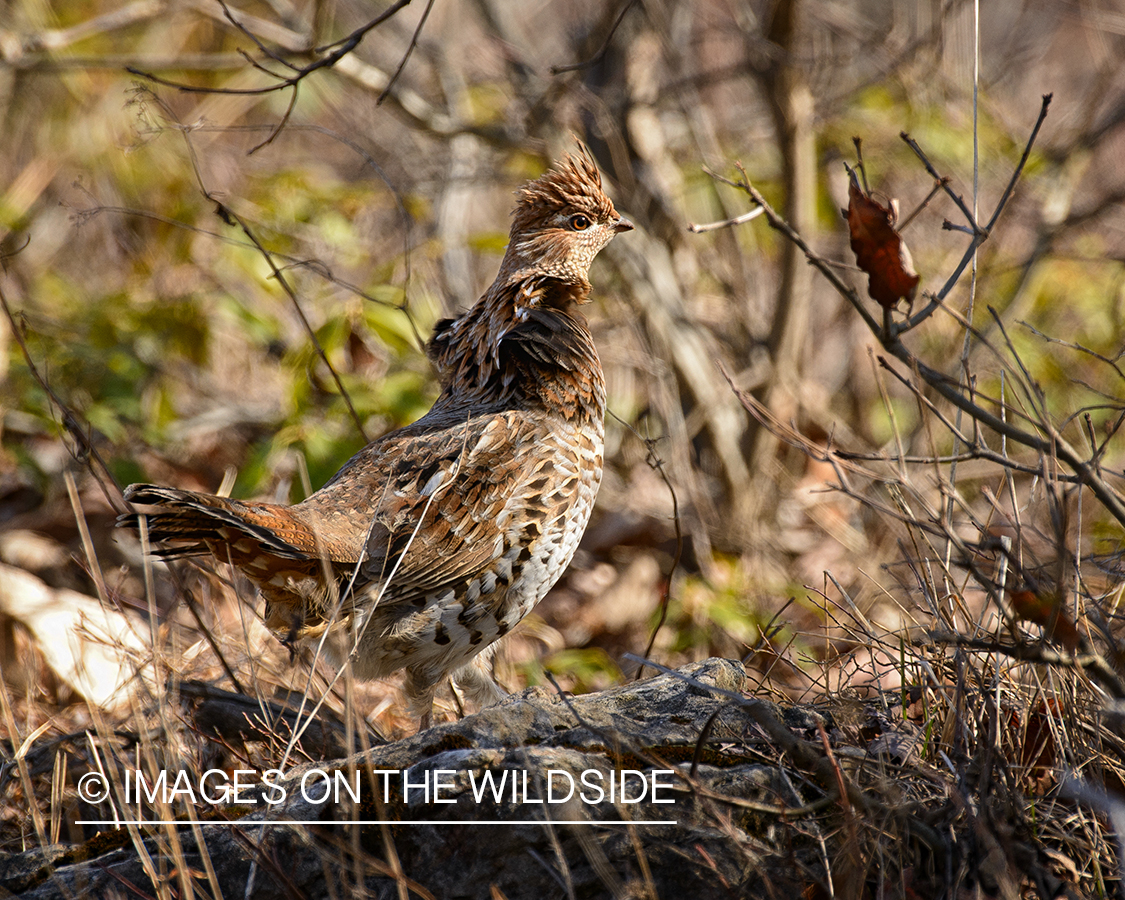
128 1 414 97
900 94 1053 333
550 0 639 75
899 133 983 234
707 98 1125 528
929 632 1125 699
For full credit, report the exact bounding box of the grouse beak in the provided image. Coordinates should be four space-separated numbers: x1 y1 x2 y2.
614 216 634 233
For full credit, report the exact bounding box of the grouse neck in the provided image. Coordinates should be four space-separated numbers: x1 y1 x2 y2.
427 276 605 421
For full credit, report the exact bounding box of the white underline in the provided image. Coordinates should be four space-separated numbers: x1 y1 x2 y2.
76 819 678 827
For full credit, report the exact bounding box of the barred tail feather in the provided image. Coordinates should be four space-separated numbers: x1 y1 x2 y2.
119 484 311 561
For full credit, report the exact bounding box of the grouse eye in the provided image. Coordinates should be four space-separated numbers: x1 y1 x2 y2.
568 213 592 231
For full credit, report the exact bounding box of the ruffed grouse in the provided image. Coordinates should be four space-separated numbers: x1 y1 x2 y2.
121 148 632 726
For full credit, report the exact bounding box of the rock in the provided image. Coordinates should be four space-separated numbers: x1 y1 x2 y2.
15 658 832 899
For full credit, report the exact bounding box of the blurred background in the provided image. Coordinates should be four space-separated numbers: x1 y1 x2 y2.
1 0 1124 733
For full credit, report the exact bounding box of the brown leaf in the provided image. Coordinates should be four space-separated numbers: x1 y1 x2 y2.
1009 588 1080 654
844 170 920 309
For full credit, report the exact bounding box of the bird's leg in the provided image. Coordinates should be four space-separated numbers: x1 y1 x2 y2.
406 668 439 731
451 650 507 710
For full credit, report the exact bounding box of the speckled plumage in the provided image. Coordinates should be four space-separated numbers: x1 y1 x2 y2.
120 148 631 725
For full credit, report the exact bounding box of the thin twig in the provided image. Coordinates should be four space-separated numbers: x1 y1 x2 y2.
549 0 639 75
220 204 370 443
897 176 951 232
1019 319 1125 383
0 286 124 514
686 207 764 233
377 0 436 105
899 133 982 235
604 409 683 680
248 83 300 154
985 93 1053 234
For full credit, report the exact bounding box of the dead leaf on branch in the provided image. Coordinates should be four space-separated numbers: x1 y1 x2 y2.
1008 587 1080 654
843 164 920 310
